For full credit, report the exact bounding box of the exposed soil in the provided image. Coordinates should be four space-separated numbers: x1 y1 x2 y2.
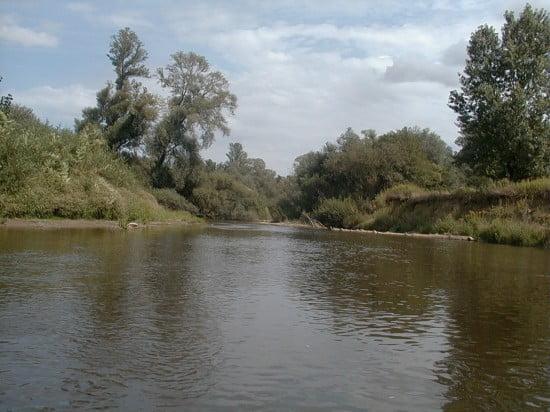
1 218 196 230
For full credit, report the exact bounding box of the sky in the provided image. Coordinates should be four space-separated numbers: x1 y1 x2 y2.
1 0 545 175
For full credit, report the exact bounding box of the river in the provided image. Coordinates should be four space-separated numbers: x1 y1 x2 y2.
1 223 549 410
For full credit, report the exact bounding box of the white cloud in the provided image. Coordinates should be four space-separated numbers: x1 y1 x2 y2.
101 13 152 29
67 2 151 29
193 15 467 173
16 84 97 127
200 36 459 173
0 15 58 47
5 0 508 173
66 2 95 13
384 58 458 86
442 40 468 66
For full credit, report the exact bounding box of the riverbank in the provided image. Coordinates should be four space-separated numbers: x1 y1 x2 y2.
0 218 200 230
330 227 475 241
261 220 476 242
355 179 550 248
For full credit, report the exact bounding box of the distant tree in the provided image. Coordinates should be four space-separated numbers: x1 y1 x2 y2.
226 142 249 169
449 4 550 180
76 27 157 153
149 51 237 194
204 159 219 172
0 77 13 114
107 27 149 90
292 126 458 212
376 127 455 187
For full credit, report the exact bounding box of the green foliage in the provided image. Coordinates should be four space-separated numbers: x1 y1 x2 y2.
314 198 363 229
150 52 238 194
293 126 460 213
374 183 432 208
107 27 150 90
0 77 13 114
76 29 239 200
0 106 197 225
151 188 199 214
191 171 270 220
271 176 302 221
225 142 249 172
358 178 550 247
478 219 547 247
449 4 550 181
76 28 157 153
5 17 547 242
220 142 290 220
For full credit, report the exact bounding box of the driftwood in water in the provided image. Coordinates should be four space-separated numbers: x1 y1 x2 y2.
302 213 326 229
332 227 475 241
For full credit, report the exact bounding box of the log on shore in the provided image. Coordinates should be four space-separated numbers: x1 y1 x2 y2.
331 227 475 241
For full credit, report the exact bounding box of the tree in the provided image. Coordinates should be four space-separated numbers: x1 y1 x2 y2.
292 126 458 213
449 4 550 180
225 142 250 177
76 28 157 153
0 77 13 114
149 51 237 194
107 27 149 90
226 142 249 166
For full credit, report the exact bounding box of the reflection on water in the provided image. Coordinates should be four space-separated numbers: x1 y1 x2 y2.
0 224 549 410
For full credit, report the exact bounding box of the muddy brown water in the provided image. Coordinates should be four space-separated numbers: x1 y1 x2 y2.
1 223 549 410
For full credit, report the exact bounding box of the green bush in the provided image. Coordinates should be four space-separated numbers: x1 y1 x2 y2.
314 197 363 229
0 106 201 225
151 188 199 214
478 219 548 247
374 183 431 208
191 171 270 220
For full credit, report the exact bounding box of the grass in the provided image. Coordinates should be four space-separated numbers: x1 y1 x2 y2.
313 197 364 229
356 178 550 247
0 110 201 227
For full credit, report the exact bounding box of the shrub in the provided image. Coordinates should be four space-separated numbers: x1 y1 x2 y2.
191 171 270 220
374 183 430 208
314 197 362 228
0 106 200 225
151 188 199 214
478 219 548 247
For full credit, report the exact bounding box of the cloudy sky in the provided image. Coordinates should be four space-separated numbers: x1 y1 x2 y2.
0 0 543 174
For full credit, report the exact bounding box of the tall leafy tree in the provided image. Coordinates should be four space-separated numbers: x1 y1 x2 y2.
225 142 250 175
449 4 550 180
76 27 157 153
226 142 248 165
292 126 457 212
107 27 149 90
150 51 237 194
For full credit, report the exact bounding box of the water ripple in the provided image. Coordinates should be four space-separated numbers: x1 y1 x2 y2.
1 224 548 410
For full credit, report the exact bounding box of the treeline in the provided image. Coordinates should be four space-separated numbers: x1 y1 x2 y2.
1 4 548 245
288 127 461 215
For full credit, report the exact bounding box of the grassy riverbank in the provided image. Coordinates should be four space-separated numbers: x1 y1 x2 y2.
0 111 201 227
1 109 548 246
355 179 550 247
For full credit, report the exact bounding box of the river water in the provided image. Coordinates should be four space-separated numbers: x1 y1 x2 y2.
1 223 549 410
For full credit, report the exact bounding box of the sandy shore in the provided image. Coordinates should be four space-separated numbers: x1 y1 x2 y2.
1 218 122 229
0 218 197 230
2 218 475 241
329 227 475 241
259 220 475 241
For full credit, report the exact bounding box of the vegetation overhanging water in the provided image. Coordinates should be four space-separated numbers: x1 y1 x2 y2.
1 4 549 247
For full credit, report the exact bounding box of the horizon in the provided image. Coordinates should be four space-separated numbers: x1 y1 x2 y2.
0 0 544 175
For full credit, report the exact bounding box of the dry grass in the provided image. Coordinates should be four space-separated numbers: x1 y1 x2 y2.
358 179 550 247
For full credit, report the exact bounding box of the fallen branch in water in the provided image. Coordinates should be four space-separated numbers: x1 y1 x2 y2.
302 213 326 229
330 227 475 241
